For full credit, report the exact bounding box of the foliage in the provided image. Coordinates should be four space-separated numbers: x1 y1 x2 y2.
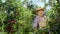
0 0 60 34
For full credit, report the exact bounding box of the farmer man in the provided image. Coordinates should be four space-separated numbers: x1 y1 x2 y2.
33 7 47 29
32 7 50 34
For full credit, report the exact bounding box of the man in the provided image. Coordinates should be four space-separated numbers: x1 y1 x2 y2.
33 7 47 29
33 7 47 31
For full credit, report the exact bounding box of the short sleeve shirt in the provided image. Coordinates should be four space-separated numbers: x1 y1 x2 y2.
33 15 46 28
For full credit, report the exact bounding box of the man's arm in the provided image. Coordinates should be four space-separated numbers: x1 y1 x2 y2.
32 16 39 28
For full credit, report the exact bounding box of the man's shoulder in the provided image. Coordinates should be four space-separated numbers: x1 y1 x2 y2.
34 15 40 19
35 15 40 18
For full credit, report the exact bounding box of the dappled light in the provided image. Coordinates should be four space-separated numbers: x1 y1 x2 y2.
0 0 60 34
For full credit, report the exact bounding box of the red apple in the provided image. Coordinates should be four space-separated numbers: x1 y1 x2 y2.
11 20 16 25
6 27 11 31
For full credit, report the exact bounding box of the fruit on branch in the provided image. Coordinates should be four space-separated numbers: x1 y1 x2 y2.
11 20 16 25
5 26 11 31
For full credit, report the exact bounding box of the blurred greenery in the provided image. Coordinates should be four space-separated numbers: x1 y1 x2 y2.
0 0 60 34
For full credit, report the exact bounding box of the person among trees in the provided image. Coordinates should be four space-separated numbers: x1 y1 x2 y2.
32 7 50 34
33 7 47 29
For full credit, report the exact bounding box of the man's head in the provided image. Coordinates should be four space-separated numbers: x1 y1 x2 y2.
36 7 44 17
